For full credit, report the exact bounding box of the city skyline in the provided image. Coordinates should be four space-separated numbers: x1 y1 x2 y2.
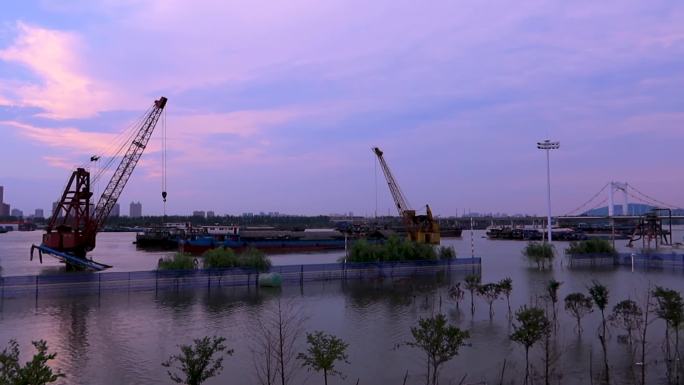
1 1 683 216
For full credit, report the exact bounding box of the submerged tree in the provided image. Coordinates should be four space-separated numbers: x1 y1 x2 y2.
510 306 551 385
588 281 610 385
448 282 465 310
251 299 307 385
653 286 684 383
609 299 643 344
477 283 502 320
464 274 481 316
522 242 555 270
564 293 593 334
498 277 513 317
297 331 349 385
0 340 65 385
546 279 562 329
162 336 232 385
403 314 470 385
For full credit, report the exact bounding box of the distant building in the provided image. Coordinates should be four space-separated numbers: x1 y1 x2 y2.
193 210 206 218
206 211 215 218
34 209 44 218
0 186 9 217
109 203 120 218
242 212 254 217
10 208 23 218
130 201 142 218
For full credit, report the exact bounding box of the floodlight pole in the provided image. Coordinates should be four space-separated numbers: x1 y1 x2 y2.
537 140 560 242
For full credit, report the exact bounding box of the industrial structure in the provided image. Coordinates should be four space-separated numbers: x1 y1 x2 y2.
372 147 440 244
31 97 168 270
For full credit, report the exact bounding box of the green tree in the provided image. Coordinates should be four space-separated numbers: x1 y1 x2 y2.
403 314 470 385
564 293 593 334
464 274 481 316
162 336 233 385
0 340 65 385
498 277 513 318
510 306 551 385
297 331 349 385
477 283 502 320
608 299 643 344
588 281 610 385
653 286 684 382
546 279 562 329
522 242 555 270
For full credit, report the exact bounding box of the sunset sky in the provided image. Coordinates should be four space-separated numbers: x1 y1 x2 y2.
1 0 683 216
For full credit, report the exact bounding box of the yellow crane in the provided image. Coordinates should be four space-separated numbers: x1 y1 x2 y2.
373 147 440 244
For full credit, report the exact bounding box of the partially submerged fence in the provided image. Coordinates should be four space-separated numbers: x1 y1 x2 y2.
568 252 684 269
0 258 481 300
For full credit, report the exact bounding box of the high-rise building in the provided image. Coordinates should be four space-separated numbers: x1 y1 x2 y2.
109 203 120 218
0 186 9 217
193 210 206 218
10 208 23 218
130 201 142 218
206 211 215 218
34 209 44 218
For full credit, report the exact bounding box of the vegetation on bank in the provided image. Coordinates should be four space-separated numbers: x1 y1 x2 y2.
565 238 617 255
157 253 196 270
156 248 272 272
522 242 555 269
0 340 64 385
346 236 456 263
203 247 271 272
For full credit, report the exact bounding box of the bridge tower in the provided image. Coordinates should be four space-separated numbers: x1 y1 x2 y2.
608 181 629 216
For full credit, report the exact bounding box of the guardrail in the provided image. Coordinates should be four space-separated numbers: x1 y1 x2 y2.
567 252 684 269
0 258 481 300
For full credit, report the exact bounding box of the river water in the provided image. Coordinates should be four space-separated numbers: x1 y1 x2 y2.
1 229 684 384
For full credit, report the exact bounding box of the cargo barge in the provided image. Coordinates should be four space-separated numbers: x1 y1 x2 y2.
136 224 388 255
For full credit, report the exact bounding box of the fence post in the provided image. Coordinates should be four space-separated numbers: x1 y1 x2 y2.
98 273 102 297
208 271 211 291
155 270 158 296
128 272 131 292
34 275 39 306
300 265 304 286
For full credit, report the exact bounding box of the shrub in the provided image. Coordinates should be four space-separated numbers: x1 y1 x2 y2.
347 236 446 263
158 253 196 270
565 239 616 255
522 242 555 269
202 247 271 272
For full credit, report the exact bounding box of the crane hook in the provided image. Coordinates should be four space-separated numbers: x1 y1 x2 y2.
162 191 167 202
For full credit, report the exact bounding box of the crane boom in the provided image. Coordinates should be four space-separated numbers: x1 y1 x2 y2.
373 147 411 216
372 146 440 245
91 97 167 231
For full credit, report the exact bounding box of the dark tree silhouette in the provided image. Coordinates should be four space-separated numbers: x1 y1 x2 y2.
564 293 593 334
464 275 481 316
162 336 232 385
297 331 349 385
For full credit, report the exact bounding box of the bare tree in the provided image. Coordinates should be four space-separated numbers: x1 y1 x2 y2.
251 298 307 385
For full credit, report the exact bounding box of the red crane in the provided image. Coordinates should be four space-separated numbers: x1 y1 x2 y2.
31 97 168 270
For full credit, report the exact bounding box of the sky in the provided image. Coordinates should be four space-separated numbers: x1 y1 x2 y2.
0 0 683 217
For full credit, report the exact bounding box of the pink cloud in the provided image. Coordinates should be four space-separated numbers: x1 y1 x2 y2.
0 22 114 119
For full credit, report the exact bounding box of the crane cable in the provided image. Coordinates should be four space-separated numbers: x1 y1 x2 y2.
161 108 167 216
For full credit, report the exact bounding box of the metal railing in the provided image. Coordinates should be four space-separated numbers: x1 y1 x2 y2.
0 258 481 300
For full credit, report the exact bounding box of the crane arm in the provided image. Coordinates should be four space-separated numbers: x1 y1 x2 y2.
91 97 167 231
373 147 411 216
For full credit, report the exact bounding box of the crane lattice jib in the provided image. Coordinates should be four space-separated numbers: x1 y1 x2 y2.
373 147 412 216
91 97 167 231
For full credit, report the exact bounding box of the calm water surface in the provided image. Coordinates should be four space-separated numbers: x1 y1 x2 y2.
1 229 684 384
